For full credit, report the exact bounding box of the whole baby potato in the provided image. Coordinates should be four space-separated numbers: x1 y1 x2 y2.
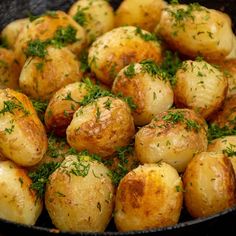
19 47 83 101
115 0 165 32
0 48 21 89
112 61 173 126
0 161 42 225
174 60 228 119
45 155 114 232
183 152 236 218
135 109 208 172
0 88 47 166
114 163 183 231
156 3 235 61
88 26 162 86
69 0 114 44
67 96 135 158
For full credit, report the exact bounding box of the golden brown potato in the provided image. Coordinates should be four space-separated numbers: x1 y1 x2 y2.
0 161 42 225
45 82 89 136
209 95 236 128
155 3 235 61
1 18 29 49
19 46 83 101
0 48 21 89
115 0 165 32
135 109 208 172
114 163 183 231
67 96 135 158
15 11 86 67
45 155 114 232
112 61 173 126
207 136 236 174
183 152 236 218
216 59 236 97
0 88 47 166
174 60 228 119
68 0 114 44
88 26 163 86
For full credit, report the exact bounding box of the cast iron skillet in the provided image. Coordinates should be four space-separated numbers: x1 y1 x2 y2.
0 0 236 235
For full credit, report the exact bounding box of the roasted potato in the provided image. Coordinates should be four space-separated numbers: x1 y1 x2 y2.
45 82 89 136
0 48 21 89
112 61 173 126
0 161 42 224
155 3 235 61
208 136 236 174
114 163 183 231
1 18 29 49
183 152 236 218
67 96 135 158
209 95 236 128
0 88 47 166
45 155 114 232
14 11 86 67
135 109 208 172
88 26 163 86
115 0 165 32
174 60 228 119
68 0 114 44
19 46 83 101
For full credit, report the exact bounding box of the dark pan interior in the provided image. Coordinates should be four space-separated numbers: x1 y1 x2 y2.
0 0 236 235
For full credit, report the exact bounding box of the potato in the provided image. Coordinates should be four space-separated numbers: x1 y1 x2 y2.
209 95 236 128
45 155 114 232
19 46 83 101
183 152 236 218
216 59 236 97
45 82 89 136
135 109 208 172
155 3 234 61
88 26 163 86
1 18 29 49
174 60 228 119
15 11 86 67
0 48 21 89
0 88 47 166
0 161 42 225
115 0 165 32
68 0 114 44
112 61 173 126
207 136 236 174
114 163 183 231
226 36 236 59
67 96 135 158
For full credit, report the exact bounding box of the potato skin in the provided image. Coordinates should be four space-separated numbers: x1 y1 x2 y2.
0 48 21 90
45 82 89 136
1 18 29 49
66 96 135 157
183 152 236 218
115 0 165 32
207 136 236 174
174 60 228 119
112 62 173 126
0 161 42 225
135 109 208 172
88 26 162 86
209 95 236 128
45 155 114 232
68 0 114 44
156 4 234 61
0 89 47 166
114 163 183 231
19 47 83 101
15 11 86 67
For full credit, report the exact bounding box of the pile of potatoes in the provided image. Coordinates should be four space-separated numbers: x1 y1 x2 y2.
0 0 236 233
